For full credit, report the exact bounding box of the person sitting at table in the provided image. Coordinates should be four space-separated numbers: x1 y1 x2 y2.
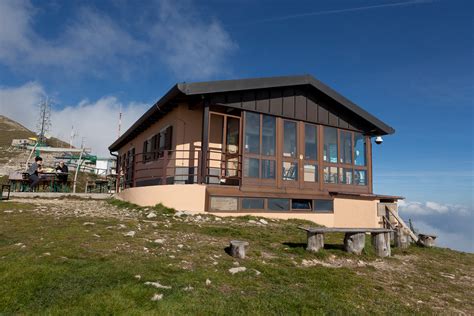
27 156 43 191
55 161 69 185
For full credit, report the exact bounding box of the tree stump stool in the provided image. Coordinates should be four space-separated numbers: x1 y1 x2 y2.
306 231 324 252
394 227 410 249
344 232 366 254
229 240 249 259
418 234 437 247
372 232 391 257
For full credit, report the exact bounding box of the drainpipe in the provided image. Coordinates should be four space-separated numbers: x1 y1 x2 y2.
109 150 119 193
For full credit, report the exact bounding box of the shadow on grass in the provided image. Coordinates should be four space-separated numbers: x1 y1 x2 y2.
282 242 306 250
324 244 346 251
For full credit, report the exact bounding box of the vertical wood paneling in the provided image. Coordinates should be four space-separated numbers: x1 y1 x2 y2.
294 88 307 120
307 95 318 122
242 91 256 110
328 112 338 126
227 92 242 108
338 117 349 129
282 88 295 117
270 89 283 116
318 106 329 125
256 90 270 113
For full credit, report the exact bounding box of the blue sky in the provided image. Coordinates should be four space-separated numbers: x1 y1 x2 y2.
0 0 472 251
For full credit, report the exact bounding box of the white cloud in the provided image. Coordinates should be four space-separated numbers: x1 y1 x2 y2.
0 82 148 156
150 0 237 79
398 200 469 216
0 0 236 79
398 200 473 253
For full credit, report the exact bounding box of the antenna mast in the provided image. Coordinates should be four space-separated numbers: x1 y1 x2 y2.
118 105 122 138
37 98 52 145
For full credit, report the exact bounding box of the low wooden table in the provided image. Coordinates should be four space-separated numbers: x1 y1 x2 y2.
298 227 393 257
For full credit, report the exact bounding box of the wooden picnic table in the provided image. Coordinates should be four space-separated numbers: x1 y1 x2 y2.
298 226 393 257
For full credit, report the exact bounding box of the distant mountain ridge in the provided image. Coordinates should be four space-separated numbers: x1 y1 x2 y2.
0 115 69 148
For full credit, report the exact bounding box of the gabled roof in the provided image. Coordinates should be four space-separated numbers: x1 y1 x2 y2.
109 74 394 152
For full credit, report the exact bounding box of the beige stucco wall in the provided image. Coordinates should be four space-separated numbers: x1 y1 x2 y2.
116 185 381 228
116 184 206 212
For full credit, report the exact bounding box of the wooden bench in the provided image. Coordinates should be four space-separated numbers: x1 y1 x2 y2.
298 227 393 257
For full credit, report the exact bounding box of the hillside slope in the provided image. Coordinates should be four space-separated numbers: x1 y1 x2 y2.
0 198 472 314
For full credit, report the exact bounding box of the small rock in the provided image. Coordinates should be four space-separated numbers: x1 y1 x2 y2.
93 234 101 238
248 220 257 224
118 224 126 229
134 275 141 280
254 269 261 276
184 286 194 291
229 267 246 274
144 281 172 289
147 212 157 219
205 278 211 285
154 239 165 244
177 244 184 249
151 293 163 301
43 252 51 256
214 217 222 221
124 231 136 237
83 222 95 226
259 219 268 225
233 261 239 266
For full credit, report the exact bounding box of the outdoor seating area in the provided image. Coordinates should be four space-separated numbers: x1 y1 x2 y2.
8 171 72 193
298 226 393 257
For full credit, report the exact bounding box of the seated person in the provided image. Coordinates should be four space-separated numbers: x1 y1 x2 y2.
27 156 43 191
55 161 69 184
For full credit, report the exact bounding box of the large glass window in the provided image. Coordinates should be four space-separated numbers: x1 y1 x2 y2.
304 164 317 182
354 169 367 185
323 127 338 163
323 166 338 184
244 112 260 154
354 133 366 166
283 161 298 181
314 199 334 213
340 131 352 164
304 124 317 160
339 168 353 184
262 160 276 179
283 121 297 158
262 115 276 156
268 198 290 211
241 198 264 210
243 158 259 178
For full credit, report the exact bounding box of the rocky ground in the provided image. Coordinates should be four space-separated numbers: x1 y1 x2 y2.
0 197 473 315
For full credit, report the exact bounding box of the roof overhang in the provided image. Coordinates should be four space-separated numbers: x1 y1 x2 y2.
109 74 395 152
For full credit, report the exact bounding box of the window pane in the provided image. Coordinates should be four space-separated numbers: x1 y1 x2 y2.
268 198 290 211
244 112 260 154
282 161 298 181
210 197 238 211
354 169 367 186
241 198 264 210
262 159 276 179
243 158 259 178
226 117 240 154
339 168 353 184
304 164 317 182
283 120 297 158
340 131 352 164
323 127 338 163
304 124 317 160
323 166 338 184
262 115 276 156
354 133 366 166
292 199 312 210
314 199 334 213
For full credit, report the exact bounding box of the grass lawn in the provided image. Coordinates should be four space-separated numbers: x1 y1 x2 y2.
0 198 472 315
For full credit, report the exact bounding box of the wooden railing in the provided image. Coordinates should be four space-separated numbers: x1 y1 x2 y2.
120 149 242 188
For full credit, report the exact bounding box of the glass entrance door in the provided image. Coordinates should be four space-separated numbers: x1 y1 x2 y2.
282 120 299 187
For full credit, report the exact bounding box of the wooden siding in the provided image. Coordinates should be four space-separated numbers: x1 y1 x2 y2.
210 86 364 132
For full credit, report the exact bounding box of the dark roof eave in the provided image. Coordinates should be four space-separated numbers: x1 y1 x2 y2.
177 74 395 136
108 85 182 152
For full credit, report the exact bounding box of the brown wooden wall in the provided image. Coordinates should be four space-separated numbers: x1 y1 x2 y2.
209 85 368 133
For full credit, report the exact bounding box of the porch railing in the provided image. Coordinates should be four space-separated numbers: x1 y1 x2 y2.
119 149 242 189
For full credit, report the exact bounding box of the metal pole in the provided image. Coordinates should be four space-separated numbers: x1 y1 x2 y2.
72 150 84 193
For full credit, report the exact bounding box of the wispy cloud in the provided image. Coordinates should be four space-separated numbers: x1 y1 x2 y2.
237 0 434 25
0 0 236 80
0 82 147 156
398 200 473 253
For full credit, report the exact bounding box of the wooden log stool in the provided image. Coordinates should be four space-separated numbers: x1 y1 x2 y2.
372 232 391 257
229 240 249 259
417 234 437 247
394 227 410 249
344 232 366 255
